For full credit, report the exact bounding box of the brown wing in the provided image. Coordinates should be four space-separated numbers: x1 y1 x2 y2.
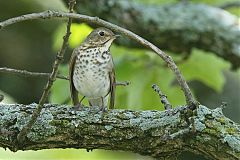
69 49 79 106
109 58 116 109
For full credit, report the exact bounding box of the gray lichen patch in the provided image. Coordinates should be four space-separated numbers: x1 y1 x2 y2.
212 107 224 118
194 119 206 132
223 135 240 152
1 103 239 159
196 105 212 121
0 104 22 140
104 125 113 131
26 108 56 142
0 104 21 127
129 118 141 127
138 112 181 131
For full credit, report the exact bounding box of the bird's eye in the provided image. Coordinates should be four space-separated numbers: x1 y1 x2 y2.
99 31 105 36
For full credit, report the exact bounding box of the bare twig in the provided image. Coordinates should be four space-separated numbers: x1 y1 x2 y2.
220 1 240 9
0 67 68 80
16 0 76 142
115 81 130 86
220 102 228 109
152 84 172 110
0 11 196 107
0 67 130 87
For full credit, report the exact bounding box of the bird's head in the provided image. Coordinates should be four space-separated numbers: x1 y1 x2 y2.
82 27 119 49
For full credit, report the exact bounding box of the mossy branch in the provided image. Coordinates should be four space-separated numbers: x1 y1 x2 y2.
0 104 239 159
74 0 240 69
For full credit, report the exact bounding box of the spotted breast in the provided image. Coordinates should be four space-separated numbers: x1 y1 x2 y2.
72 47 113 106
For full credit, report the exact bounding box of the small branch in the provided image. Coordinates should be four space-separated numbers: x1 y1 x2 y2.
152 84 172 110
16 0 76 142
220 1 240 9
0 67 129 87
0 11 196 107
115 81 130 86
0 67 68 80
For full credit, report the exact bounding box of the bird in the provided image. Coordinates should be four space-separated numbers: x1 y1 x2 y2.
69 27 118 111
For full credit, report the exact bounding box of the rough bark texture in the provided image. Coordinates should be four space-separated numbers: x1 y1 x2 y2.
0 104 239 160
75 0 240 69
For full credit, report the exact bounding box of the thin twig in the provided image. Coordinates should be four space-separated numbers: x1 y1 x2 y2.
152 84 172 110
115 81 130 86
0 67 68 80
0 11 196 107
0 67 130 87
16 0 76 142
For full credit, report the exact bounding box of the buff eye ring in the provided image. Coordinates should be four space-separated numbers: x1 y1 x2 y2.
99 31 105 36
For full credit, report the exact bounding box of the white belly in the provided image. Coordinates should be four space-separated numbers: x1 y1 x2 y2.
73 47 113 99
73 69 110 98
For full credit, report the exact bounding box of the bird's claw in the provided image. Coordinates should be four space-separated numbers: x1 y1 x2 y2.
72 103 84 111
101 106 108 113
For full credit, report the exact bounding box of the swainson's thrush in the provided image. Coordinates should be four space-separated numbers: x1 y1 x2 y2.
69 27 118 110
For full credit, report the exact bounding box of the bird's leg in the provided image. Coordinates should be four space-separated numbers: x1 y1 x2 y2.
73 96 85 110
100 96 108 112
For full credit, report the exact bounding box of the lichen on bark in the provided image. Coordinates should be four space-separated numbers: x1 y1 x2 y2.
0 104 239 159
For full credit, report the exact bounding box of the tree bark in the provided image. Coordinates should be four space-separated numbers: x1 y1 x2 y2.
0 104 239 160
75 0 240 69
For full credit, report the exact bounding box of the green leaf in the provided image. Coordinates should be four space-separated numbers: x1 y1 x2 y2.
179 49 230 93
69 23 93 48
52 23 92 51
111 45 187 109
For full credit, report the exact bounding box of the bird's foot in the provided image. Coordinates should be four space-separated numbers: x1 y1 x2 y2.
100 106 108 120
72 103 84 111
100 106 108 113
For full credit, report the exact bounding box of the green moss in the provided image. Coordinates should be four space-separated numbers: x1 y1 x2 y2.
50 119 70 127
204 128 218 135
117 112 131 120
226 128 237 135
205 120 214 128
217 117 226 124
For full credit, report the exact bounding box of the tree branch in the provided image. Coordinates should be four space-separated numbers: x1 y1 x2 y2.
152 84 172 110
0 10 196 107
74 0 240 69
0 67 69 80
0 67 130 87
0 104 239 159
16 1 76 142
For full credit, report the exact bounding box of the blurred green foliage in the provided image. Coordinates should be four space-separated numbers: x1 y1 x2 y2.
49 23 230 110
179 49 230 93
0 0 239 160
0 149 151 160
53 23 93 51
